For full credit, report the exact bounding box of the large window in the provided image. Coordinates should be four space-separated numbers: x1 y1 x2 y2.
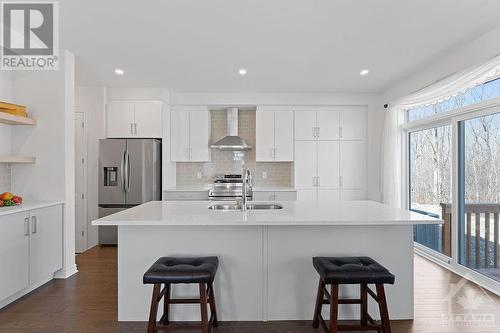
408 77 500 121
458 111 500 282
409 125 452 255
406 76 500 289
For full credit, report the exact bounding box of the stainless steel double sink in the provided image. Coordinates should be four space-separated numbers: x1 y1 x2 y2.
208 203 283 210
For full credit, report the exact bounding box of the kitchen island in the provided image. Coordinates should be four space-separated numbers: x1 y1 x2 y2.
92 200 441 322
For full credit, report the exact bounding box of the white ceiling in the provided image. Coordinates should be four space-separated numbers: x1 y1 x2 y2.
61 0 500 93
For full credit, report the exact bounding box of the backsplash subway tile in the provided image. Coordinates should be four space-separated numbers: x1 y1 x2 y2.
176 110 293 187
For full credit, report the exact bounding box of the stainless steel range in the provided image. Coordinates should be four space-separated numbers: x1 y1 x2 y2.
208 174 253 201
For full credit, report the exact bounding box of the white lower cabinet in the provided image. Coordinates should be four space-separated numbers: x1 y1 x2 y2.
0 204 63 306
0 211 29 301
318 189 340 201
296 189 318 201
29 206 63 284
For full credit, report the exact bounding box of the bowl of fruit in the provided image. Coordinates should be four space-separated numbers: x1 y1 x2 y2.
0 192 23 207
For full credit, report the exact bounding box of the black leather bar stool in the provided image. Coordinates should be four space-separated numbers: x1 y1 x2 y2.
143 256 219 333
312 256 395 333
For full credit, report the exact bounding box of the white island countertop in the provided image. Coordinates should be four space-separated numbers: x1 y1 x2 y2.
92 200 441 226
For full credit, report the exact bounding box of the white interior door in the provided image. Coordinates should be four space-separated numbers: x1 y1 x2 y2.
74 112 87 253
170 110 190 161
294 111 317 140
294 141 317 188
274 111 294 161
106 101 134 137
316 110 340 140
340 141 366 189
189 110 211 161
256 110 275 161
317 141 340 188
134 101 163 138
340 110 365 140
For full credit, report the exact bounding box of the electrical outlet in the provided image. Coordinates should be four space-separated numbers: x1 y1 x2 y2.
197 171 202 179
262 171 267 179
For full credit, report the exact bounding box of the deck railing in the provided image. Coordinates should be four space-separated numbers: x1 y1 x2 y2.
440 203 500 268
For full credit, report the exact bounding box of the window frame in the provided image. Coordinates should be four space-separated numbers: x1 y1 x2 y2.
404 95 500 296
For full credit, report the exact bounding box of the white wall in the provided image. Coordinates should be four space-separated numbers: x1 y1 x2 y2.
0 72 13 156
171 92 384 201
11 50 77 278
384 25 500 102
75 86 106 249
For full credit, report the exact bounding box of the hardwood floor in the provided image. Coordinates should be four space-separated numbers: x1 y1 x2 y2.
0 246 499 332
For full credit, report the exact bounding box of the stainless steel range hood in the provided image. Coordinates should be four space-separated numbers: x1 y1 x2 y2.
210 107 252 151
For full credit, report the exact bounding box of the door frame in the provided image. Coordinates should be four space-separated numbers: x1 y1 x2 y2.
74 111 88 253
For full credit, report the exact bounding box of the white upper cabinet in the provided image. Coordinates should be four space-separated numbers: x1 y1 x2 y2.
316 110 340 140
339 110 365 140
189 110 211 162
256 111 275 161
134 101 163 138
106 101 163 138
170 107 210 162
294 111 317 140
106 102 135 138
256 109 293 162
170 109 190 161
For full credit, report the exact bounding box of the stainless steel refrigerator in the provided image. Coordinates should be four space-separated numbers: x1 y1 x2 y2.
98 139 161 245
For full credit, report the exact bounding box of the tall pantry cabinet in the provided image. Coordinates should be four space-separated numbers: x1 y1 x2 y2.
294 107 367 201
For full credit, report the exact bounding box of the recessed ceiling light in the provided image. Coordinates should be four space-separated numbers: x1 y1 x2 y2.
238 68 247 76
360 69 369 76
114 68 124 75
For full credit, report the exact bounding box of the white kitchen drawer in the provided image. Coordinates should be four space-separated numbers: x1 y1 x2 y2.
164 191 208 201
254 190 297 201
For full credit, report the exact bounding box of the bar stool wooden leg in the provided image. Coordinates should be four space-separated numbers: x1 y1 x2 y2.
329 284 339 333
159 283 170 325
376 284 391 333
208 282 218 327
312 278 325 328
199 283 209 333
360 283 368 327
148 283 161 333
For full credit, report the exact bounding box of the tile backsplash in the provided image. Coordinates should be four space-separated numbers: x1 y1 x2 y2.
0 163 11 193
176 110 293 187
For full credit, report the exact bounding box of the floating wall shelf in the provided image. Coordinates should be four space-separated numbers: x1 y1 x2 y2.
0 155 36 164
0 112 36 125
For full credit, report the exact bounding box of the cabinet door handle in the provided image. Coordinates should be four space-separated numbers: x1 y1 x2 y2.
134 123 138 135
24 217 30 236
339 126 343 138
31 216 37 234
316 127 320 138
130 123 134 135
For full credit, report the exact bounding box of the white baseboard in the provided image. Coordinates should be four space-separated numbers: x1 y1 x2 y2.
54 264 78 279
0 275 54 310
